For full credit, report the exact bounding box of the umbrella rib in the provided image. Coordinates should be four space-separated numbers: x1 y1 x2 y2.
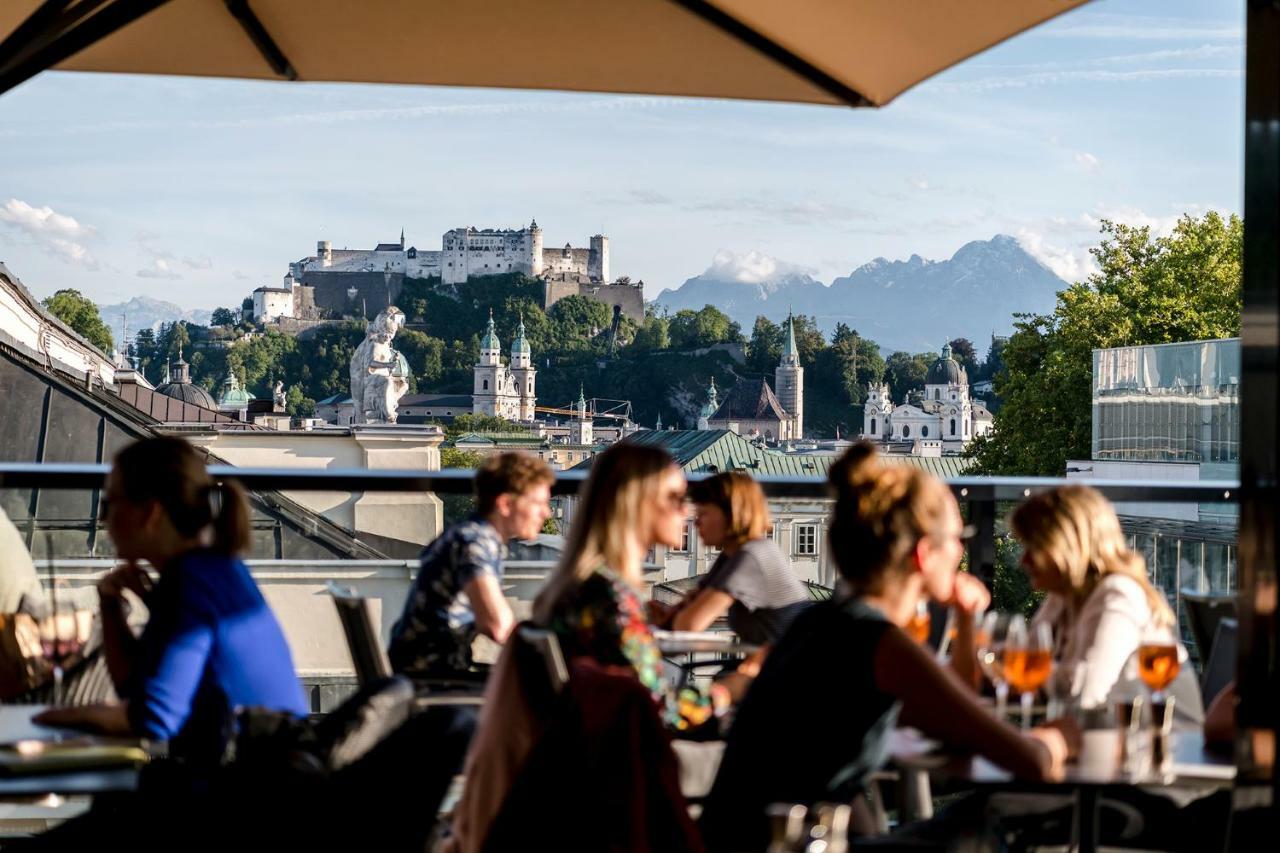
0 0 172 96
224 0 297 81
667 0 872 108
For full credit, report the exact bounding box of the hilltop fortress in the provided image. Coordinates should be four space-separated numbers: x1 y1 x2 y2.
264 220 643 323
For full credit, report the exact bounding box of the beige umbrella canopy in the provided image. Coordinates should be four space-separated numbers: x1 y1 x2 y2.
1 0 1089 106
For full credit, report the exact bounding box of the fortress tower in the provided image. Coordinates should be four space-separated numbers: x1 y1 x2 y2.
588 234 610 282
774 312 804 439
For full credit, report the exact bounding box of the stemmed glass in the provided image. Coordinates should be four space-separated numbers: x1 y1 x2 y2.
1003 615 1053 730
977 611 1010 719
38 589 91 707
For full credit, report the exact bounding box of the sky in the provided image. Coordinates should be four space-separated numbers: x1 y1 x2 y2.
0 0 1245 313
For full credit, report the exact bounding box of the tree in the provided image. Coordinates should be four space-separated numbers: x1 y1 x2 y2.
43 289 113 352
447 413 521 438
948 337 980 378
548 295 613 348
211 307 238 327
884 351 931 403
968 212 1242 476
630 314 670 351
746 316 782 374
667 305 744 351
439 447 486 522
285 384 316 418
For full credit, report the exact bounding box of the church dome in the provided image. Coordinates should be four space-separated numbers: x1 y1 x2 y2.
926 344 967 386
217 370 252 409
480 310 500 350
157 379 217 409
511 316 531 355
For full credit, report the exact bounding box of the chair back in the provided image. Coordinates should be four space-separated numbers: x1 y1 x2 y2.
515 625 569 697
327 582 392 686
1180 588 1236 666
1200 617 1237 704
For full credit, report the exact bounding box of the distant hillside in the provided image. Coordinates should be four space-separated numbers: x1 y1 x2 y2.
655 235 1067 352
96 296 212 334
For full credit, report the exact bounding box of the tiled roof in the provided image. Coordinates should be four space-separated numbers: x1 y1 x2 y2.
574 430 976 480
708 378 790 423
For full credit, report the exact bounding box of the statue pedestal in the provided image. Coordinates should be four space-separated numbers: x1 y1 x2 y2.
351 425 445 555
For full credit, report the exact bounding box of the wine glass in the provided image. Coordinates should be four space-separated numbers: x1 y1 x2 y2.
906 599 931 645
977 611 1010 718
1137 624 1181 705
1003 616 1053 730
37 590 91 707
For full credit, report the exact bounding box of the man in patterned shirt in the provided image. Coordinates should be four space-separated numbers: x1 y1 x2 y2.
389 452 553 680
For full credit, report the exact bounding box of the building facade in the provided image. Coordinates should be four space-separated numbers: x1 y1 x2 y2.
862 343 993 452
703 314 804 443
252 272 318 323
472 312 537 421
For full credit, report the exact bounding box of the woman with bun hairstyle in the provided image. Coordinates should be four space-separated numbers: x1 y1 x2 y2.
35 437 306 762
699 443 1077 851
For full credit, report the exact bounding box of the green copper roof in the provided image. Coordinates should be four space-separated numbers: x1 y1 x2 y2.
480 309 500 350
218 370 252 407
573 430 976 480
512 314 531 354
699 377 720 419
782 312 799 359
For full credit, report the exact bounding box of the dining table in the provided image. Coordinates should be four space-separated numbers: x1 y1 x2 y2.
0 705 149 801
651 629 761 656
889 726 1236 853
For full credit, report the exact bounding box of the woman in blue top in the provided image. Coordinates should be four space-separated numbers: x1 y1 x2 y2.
36 437 306 760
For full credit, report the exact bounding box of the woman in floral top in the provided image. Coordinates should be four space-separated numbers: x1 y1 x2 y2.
535 443 713 730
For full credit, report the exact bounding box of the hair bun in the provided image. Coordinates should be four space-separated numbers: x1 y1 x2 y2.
829 441 881 496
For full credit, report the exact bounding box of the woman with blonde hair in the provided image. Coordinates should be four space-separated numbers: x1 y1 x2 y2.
700 443 1075 851
651 471 809 645
1013 484 1203 722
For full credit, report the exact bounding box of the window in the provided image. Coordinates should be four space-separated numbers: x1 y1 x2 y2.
934 389 940 400
921 425 929 437
483 379 489 390
675 522 693 553
903 425 911 438
870 417 877 435
950 418 957 436
795 524 818 556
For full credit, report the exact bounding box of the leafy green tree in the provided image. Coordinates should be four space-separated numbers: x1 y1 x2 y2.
980 335 1008 382
948 337 980 378
548 295 613 348
210 307 238 327
746 316 782 374
631 313 670 351
285 384 316 417
809 324 885 437
968 212 1242 476
667 305 744 351
43 289 113 352
446 413 522 438
884 351 931 403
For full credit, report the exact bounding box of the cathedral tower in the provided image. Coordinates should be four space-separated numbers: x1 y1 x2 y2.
774 312 804 439
569 386 594 445
473 310 504 416
510 313 537 422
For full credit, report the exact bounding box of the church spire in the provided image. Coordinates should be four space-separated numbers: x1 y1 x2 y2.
400 227 405 250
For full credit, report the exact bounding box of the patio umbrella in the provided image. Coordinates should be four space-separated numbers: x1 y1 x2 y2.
0 0 1090 106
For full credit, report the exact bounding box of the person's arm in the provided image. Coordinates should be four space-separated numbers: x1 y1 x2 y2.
1203 681 1237 748
671 588 735 632
33 701 133 735
946 572 989 690
877 627 1072 781
97 562 152 692
465 574 514 644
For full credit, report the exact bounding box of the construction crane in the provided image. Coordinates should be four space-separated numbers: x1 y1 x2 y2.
535 397 633 422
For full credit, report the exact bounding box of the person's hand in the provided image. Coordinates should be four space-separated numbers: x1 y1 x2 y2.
98 561 152 605
1041 714 1081 759
948 572 991 616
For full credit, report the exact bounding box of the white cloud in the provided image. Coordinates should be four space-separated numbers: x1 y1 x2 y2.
1039 14 1242 42
0 198 99 270
1073 151 1101 173
703 249 814 285
232 270 249 280
137 258 181 279
1084 204 1182 236
908 178 930 191
1016 228 1094 282
183 255 213 270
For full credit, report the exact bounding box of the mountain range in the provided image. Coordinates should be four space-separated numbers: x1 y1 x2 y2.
96 295 213 336
655 235 1068 354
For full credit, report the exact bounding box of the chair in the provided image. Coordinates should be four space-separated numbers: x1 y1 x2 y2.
515 625 569 694
326 582 391 687
1200 618 1237 704
1180 589 1236 667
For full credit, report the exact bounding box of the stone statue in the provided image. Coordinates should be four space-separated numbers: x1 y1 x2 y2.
350 307 409 424
272 380 286 409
